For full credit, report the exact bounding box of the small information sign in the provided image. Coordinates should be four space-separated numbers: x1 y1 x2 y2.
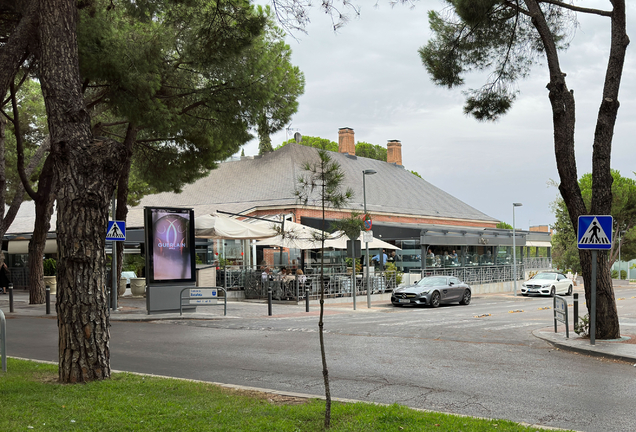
363 230 373 243
553 295 569 338
189 288 217 305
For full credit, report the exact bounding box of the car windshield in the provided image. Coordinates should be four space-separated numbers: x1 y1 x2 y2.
532 273 556 280
417 277 447 287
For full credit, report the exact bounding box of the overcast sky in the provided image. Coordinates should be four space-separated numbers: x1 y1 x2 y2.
239 1 636 231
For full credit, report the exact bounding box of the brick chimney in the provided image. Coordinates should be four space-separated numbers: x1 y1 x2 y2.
338 127 355 155
387 140 402 166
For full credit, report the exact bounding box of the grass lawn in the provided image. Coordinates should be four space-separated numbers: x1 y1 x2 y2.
0 358 572 431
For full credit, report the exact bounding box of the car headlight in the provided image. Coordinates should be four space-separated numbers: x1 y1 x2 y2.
541 283 550 288
419 290 430 295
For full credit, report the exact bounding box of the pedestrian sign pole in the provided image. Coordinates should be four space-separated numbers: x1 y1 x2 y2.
107 217 126 311
577 215 613 346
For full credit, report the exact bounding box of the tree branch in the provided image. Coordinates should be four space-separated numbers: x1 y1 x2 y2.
537 0 612 17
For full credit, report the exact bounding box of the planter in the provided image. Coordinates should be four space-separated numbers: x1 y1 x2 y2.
119 278 127 296
130 278 146 297
43 276 57 295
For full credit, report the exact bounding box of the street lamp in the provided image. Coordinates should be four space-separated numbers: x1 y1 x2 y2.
512 203 523 296
363 169 377 308
618 230 626 280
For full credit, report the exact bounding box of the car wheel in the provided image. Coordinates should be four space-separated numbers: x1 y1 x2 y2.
430 291 441 308
566 285 573 296
459 289 471 305
550 287 555 297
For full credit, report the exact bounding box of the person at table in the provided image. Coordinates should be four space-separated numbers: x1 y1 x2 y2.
281 267 295 283
372 250 388 268
296 269 307 286
426 248 435 266
449 250 458 264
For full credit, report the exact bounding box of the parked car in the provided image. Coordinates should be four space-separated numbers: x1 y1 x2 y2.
391 275 471 308
521 271 572 297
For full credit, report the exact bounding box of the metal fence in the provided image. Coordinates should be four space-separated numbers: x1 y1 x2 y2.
419 264 523 285
241 269 398 301
410 258 552 286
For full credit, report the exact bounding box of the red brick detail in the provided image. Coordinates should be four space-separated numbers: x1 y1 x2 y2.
338 127 355 155
387 140 402 166
244 208 497 229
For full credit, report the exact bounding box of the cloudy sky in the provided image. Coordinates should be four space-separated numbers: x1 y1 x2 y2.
240 1 636 230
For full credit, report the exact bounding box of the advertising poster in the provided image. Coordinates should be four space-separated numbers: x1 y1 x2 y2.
145 207 195 283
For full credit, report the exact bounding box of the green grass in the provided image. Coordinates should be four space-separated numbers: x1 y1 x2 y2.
0 358 571 432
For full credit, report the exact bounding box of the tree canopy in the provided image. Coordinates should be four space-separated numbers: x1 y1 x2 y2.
551 170 636 273
417 0 627 339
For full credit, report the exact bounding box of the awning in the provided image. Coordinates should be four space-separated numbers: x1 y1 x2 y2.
195 213 277 240
8 239 57 254
256 220 330 250
328 231 401 250
525 241 552 247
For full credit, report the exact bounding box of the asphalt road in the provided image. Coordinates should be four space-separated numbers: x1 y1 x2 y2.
6 287 636 432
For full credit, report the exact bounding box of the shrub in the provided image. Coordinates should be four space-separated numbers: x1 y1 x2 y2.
574 314 590 337
43 258 57 276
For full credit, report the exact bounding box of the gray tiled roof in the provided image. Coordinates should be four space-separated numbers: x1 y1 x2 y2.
5 143 497 234
127 143 497 228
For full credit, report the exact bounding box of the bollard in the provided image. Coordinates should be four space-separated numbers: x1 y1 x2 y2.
8 283 14 313
305 288 310 312
573 293 579 331
45 286 51 315
267 288 272 316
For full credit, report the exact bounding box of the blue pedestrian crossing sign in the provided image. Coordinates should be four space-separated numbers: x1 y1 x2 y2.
106 220 126 241
577 215 612 250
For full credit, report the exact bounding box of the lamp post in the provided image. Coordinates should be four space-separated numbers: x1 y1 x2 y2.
512 202 523 296
363 169 377 308
618 230 625 279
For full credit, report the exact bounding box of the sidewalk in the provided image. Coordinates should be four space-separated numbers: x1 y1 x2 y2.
3 288 636 364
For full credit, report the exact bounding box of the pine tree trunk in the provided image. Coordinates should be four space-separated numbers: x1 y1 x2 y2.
527 0 624 339
28 157 56 305
38 0 126 382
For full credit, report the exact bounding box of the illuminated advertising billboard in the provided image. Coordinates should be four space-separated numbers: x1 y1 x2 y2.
144 207 196 284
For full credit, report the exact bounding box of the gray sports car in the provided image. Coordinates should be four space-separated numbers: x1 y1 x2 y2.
391 275 472 307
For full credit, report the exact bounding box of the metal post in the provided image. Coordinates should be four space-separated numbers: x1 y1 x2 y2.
0 309 6 372
111 193 118 311
363 169 376 308
351 265 356 310
305 288 310 312
45 286 51 315
267 288 272 316
553 296 557 333
8 283 13 313
573 293 579 331
618 231 624 280
512 202 522 296
590 250 597 345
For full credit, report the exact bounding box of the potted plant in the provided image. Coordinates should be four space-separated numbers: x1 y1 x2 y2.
43 258 57 295
124 254 146 297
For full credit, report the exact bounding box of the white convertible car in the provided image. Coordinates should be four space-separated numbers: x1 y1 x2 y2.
521 272 573 296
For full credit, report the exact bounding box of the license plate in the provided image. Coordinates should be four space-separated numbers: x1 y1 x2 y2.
529 289 537 293
398 299 411 303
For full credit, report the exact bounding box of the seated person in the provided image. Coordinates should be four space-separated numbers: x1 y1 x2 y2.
372 250 388 267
